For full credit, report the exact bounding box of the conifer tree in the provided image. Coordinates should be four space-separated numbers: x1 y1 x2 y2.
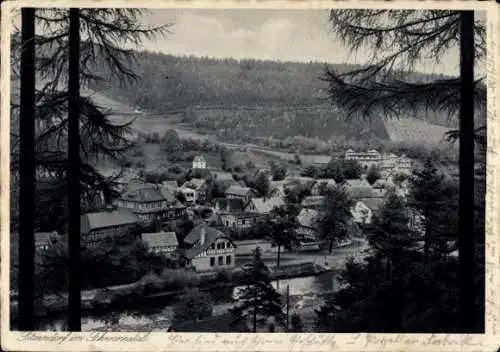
10 8 170 331
17 8 36 331
321 9 484 331
231 247 284 332
408 157 459 259
316 186 354 253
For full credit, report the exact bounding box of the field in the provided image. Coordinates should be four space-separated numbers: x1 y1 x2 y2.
383 117 452 145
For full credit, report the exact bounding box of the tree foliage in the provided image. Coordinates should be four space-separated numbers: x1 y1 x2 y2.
316 186 354 253
10 9 170 231
366 164 381 185
231 247 284 332
173 288 213 322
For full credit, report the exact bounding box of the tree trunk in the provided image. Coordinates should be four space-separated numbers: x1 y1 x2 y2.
423 224 431 261
67 8 82 332
276 245 281 267
18 7 36 331
458 11 475 332
253 305 257 333
329 238 333 254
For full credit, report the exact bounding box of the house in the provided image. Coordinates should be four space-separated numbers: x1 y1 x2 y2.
372 180 390 197
115 183 186 225
311 179 337 196
180 178 208 204
284 176 316 189
183 224 236 272
192 155 207 169
141 231 178 255
233 239 273 256
380 154 413 177
300 196 325 210
214 198 246 213
296 208 320 241
351 197 385 224
80 209 140 246
269 181 287 197
345 149 382 168
210 170 235 182
218 212 260 230
244 197 285 215
161 180 179 194
224 185 257 203
168 313 250 332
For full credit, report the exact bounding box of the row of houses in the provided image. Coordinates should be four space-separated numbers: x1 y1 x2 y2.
345 149 413 176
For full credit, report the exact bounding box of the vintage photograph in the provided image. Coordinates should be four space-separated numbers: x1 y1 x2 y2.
4 4 488 338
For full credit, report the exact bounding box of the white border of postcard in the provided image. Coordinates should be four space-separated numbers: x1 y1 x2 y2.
1 1 499 351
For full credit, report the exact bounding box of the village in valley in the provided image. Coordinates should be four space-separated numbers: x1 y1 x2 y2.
13 137 455 332
32 147 419 269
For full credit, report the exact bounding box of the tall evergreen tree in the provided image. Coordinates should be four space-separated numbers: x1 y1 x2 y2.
254 172 270 197
321 9 485 331
17 8 36 331
67 7 81 331
10 8 170 330
231 247 284 332
408 157 459 259
316 186 354 253
267 206 300 267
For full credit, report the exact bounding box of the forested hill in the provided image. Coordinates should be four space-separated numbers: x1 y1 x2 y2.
88 51 447 114
86 51 461 142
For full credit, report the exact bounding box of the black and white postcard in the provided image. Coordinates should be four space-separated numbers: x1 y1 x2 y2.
1 1 499 351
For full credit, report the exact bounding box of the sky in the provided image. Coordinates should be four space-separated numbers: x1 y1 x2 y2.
9 9 486 76
137 9 486 76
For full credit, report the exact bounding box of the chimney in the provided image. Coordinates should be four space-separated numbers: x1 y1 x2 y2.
200 228 205 245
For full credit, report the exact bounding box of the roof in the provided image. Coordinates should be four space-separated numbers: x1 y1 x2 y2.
301 196 325 208
269 181 286 193
215 198 246 212
313 179 337 187
297 208 320 229
121 184 174 203
343 179 371 188
210 170 234 181
248 197 285 214
162 180 179 189
81 209 139 234
193 155 206 163
184 224 233 259
356 197 385 213
182 178 207 190
284 176 316 187
141 232 178 248
225 185 254 197
168 313 250 332
219 212 259 219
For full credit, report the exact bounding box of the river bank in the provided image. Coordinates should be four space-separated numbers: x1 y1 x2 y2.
10 261 331 318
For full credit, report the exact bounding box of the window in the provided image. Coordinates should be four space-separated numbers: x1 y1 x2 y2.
217 243 221 249
221 242 225 249
218 256 223 266
226 256 231 265
210 257 215 266
211 243 215 250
